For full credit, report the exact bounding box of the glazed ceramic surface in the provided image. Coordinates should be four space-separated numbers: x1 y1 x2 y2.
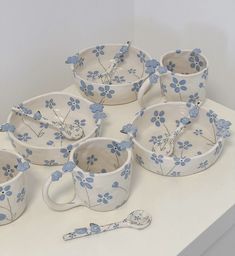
138 49 208 106
63 210 152 241
6 92 105 166
43 137 132 211
66 44 151 105
0 149 30 225
123 102 231 177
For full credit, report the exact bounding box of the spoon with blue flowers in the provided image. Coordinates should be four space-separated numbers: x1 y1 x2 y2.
63 210 152 241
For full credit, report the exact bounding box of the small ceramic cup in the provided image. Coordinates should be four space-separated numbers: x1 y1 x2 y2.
43 137 132 212
138 49 208 106
0 149 30 225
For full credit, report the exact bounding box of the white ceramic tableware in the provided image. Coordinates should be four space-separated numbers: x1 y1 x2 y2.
63 210 152 241
42 137 132 211
0 149 30 225
122 102 231 177
138 49 208 106
2 92 105 166
66 44 151 105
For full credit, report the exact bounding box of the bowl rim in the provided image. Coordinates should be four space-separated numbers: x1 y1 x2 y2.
72 43 152 87
7 91 101 151
69 136 132 177
160 49 209 78
131 101 223 161
0 149 25 187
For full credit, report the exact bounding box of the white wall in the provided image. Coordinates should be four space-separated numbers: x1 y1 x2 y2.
0 0 134 122
134 0 235 110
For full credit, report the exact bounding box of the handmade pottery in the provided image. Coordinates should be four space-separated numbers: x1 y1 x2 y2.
42 137 132 211
0 149 30 225
138 49 208 106
4 92 105 166
66 44 151 105
122 102 231 177
63 210 152 241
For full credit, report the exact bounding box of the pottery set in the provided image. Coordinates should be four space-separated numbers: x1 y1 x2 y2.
0 42 231 232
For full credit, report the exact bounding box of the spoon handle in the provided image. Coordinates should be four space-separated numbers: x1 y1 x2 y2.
11 106 65 131
63 221 125 241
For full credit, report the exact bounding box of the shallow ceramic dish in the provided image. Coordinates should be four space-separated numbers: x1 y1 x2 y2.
66 44 151 105
123 102 231 177
6 92 105 166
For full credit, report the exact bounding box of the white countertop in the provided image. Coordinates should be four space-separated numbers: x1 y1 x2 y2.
0 84 235 256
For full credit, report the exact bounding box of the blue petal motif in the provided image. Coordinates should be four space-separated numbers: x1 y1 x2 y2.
118 140 133 150
90 223 101 233
0 123 15 132
62 161 76 172
75 227 88 235
51 170 63 182
112 181 119 188
90 103 104 113
16 158 30 172
0 213 6 221
120 123 137 137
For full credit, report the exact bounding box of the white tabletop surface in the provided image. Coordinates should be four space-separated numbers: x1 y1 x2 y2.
0 84 235 256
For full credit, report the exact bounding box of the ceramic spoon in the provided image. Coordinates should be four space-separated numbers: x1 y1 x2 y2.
153 101 201 156
101 41 131 84
11 107 84 141
63 210 152 241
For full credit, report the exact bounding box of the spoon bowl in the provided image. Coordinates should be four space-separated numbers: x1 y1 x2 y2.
125 210 152 230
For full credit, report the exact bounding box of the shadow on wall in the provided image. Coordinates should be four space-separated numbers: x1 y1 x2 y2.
134 18 235 110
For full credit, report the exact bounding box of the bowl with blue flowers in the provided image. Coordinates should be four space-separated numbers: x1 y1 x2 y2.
3 92 106 166
0 149 30 225
122 102 231 177
66 43 152 105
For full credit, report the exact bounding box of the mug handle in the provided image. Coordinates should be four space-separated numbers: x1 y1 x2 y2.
137 72 167 107
137 79 152 107
42 167 84 211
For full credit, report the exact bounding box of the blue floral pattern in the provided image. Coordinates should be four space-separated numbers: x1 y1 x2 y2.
112 75 125 84
17 133 31 142
60 144 73 158
16 188 25 203
188 49 204 72
2 164 14 178
92 46 105 57
121 164 131 179
97 193 112 204
67 97 80 111
98 85 115 99
80 81 94 96
174 156 191 166
76 172 94 189
151 111 165 127
0 185 12 201
170 77 187 93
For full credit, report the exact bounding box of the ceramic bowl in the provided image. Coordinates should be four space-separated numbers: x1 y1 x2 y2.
0 149 29 225
7 92 105 166
66 44 151 105
125 102 230 176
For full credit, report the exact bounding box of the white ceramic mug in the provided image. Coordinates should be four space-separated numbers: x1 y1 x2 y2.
43 137 132 212
0 149 30 225
138 49 208 106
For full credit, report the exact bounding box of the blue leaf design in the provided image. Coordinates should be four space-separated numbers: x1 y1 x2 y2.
0 213 6 221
